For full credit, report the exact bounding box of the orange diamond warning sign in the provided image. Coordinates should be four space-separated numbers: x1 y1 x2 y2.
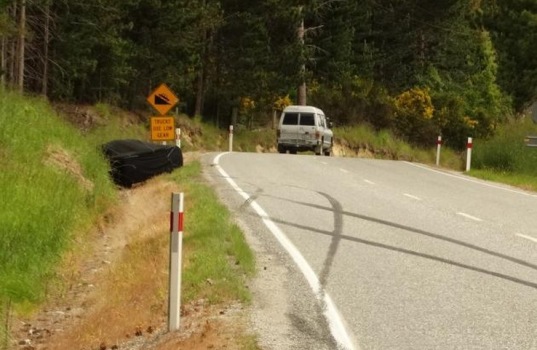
147 83 179 115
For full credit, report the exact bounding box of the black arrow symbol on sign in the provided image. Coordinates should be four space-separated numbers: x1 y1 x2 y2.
154 94 171 105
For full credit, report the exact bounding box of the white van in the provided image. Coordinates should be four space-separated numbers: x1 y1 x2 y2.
277 105 333 155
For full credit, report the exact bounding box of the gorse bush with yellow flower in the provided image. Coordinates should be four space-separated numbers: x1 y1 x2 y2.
273 95 292 111
393 87 438 146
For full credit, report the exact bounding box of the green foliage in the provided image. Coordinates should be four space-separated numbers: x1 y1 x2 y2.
484 0 537 112
310 77 395 129
50 0 134 103
5 0 536 147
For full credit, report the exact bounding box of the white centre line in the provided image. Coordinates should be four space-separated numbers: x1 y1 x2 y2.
457 212 483 222
516 233 537 243
363 179 375 185
339 168 349 174
321 161 328 165
404 193 421 201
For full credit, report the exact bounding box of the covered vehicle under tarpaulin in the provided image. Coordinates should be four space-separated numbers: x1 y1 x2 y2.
102 139 183 187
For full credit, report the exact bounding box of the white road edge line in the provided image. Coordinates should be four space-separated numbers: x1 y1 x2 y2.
403 193 421 201
457 212 483 222
404 162 537 197
363 179 375 185
516 233 537 243
213 152 357 350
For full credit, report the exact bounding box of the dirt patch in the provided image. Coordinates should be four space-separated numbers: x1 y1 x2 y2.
332 143 374 158
52 103 143 133
44 144 94 191
10 153 249 350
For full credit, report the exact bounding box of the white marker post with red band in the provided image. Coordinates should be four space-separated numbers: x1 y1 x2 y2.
229 125 234 152
175 128 181 148
168 192 184 331
436 136 442 166
466 137 473 172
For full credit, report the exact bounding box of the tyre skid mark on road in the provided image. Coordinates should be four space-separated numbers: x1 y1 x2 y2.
213 152 358 350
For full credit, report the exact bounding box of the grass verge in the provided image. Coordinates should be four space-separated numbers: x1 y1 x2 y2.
36 161 257 349
168 161 256 304
0 92 117 330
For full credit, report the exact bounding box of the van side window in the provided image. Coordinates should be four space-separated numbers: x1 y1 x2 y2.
319 116 326 128
299 113 315 126
282 113 299 125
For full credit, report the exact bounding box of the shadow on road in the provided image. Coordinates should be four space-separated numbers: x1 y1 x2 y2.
261 193 537 291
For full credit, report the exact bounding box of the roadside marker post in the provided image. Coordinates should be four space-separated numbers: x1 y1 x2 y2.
436 136 442 166
168 192 184 332
466 137 473 172
176 128 181 148
229 125 234 152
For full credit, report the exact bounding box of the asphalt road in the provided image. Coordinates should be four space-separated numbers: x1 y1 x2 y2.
202 152 537 350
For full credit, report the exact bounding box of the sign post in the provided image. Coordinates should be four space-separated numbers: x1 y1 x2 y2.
150 116 175 141
147 84 180 142
229 125 234 152
525 136 537 147
168 192 184 332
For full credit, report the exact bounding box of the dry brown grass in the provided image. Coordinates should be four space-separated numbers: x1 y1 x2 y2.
10 164 251 350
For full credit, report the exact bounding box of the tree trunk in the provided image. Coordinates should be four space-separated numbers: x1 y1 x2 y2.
17 0 26 93
194 68 204 116
297 17 307 106
1 36 5 89
10 3 17 87
42 3 50 97
194 0 208 117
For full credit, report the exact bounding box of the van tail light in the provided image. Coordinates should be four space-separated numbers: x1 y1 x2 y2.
277 129 281 138
315 131 321 140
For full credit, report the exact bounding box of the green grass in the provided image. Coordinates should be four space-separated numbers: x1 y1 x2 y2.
234 128 277 152
333 124 464 168
2 90 536 348
467 118 537 191
472 118 537 174
176 115 226 152
0 93 116 304
467 169 537 192
167 162 256 304
0 93 121 348
0 94 258 347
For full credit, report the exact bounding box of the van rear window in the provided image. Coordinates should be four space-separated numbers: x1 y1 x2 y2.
282 113 299 125
299 113 315 126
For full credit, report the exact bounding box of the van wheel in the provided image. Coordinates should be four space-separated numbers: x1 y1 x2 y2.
290 149 297 155
277 145 286 154
315 140 323 155
324 140 333 156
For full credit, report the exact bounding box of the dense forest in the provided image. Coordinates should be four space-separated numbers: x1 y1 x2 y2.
1 0 536 148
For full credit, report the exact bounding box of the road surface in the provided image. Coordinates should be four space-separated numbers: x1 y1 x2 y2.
202 152 537 350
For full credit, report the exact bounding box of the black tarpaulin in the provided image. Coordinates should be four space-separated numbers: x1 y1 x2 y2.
102 139 183 187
